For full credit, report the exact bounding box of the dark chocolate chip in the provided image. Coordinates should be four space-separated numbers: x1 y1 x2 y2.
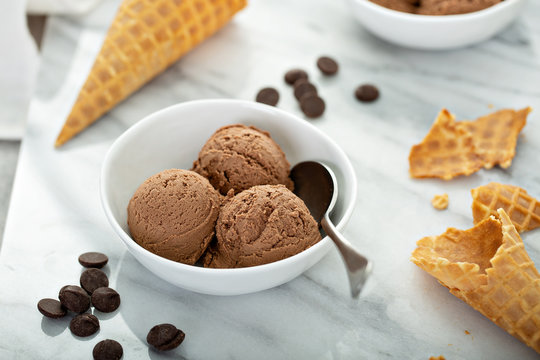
294 80 317 100
255 87 279 106
80 268 109 294
300 95 326 118
293 78 310 89
79 252 108 269
317 56 338 75
70 313 100 337
59 285 91 313
355 84 379 102
93 339 123 360
37 298 66 319
147 324 185 351
91 287 121 313
284 69 308 85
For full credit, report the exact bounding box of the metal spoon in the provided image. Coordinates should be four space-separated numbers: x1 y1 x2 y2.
291 161 372 298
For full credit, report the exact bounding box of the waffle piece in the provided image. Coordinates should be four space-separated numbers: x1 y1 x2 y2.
411 209 540 354
409 109 483 180
54 0 247 147
431 193 449 210
472 183 540 233
458 108 531 169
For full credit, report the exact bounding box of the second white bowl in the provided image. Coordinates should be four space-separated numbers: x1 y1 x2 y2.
347 0 527 50
101 99 357 296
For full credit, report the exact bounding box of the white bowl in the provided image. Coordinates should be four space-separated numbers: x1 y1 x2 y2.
101 99 357 296
347 0 527 50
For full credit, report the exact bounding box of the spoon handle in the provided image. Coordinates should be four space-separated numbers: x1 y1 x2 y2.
321 214 372 299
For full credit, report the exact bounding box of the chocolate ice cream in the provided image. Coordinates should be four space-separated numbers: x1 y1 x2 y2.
369 0 502 15
369 0 418 13
416 0 502 15
203 185 321 268
127 169 221 264
192 124 294 195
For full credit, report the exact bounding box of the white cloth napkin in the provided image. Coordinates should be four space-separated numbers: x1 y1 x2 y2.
0 0 103 140
26 0 102 14
0 0 37 140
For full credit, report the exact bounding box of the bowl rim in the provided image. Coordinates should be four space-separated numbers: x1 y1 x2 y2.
351 0 523 22
100 99 358 275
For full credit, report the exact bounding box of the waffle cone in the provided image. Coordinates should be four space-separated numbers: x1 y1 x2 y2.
55 0 247 147
409 109 483 180
472 183 540 233
457 108 530 169
411 209 540 354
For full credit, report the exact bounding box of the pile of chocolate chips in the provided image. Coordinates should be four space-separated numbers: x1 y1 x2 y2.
38 252 123 359
255 56 380 118
38 252 186 359
287 69 326 118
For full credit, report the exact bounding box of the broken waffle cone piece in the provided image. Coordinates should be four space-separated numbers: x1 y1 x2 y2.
457 108 531 169
411 209 540 354
55 0 247 147
409 109 483 180
411 216 501 291
472 183 540 233
409 108 531 180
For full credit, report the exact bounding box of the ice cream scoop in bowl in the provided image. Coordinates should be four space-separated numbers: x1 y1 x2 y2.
101 99 357 296
291 161 372 298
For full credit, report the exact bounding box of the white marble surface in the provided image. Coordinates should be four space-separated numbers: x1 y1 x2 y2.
1 0 540 358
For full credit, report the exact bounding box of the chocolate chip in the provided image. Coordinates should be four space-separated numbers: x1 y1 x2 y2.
317 56 338 75
93 339 123 360
300 95 326 118
91 287 121 313
80 268 109 294
294 80 317 100
37 298 66 318
79 252 108 269
355 84 379 102
70 313 100 337
147 324 185 351
59 285 91 313
255 87 279 106
284 69 308 85
293 78 310 88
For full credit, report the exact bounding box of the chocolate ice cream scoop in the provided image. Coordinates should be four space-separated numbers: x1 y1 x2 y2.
203 185 321 268
127 169 221 265
416 0 502 15
369 0 502 15
192 124 294 195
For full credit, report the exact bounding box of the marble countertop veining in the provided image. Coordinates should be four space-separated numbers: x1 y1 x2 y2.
1 0 540 359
